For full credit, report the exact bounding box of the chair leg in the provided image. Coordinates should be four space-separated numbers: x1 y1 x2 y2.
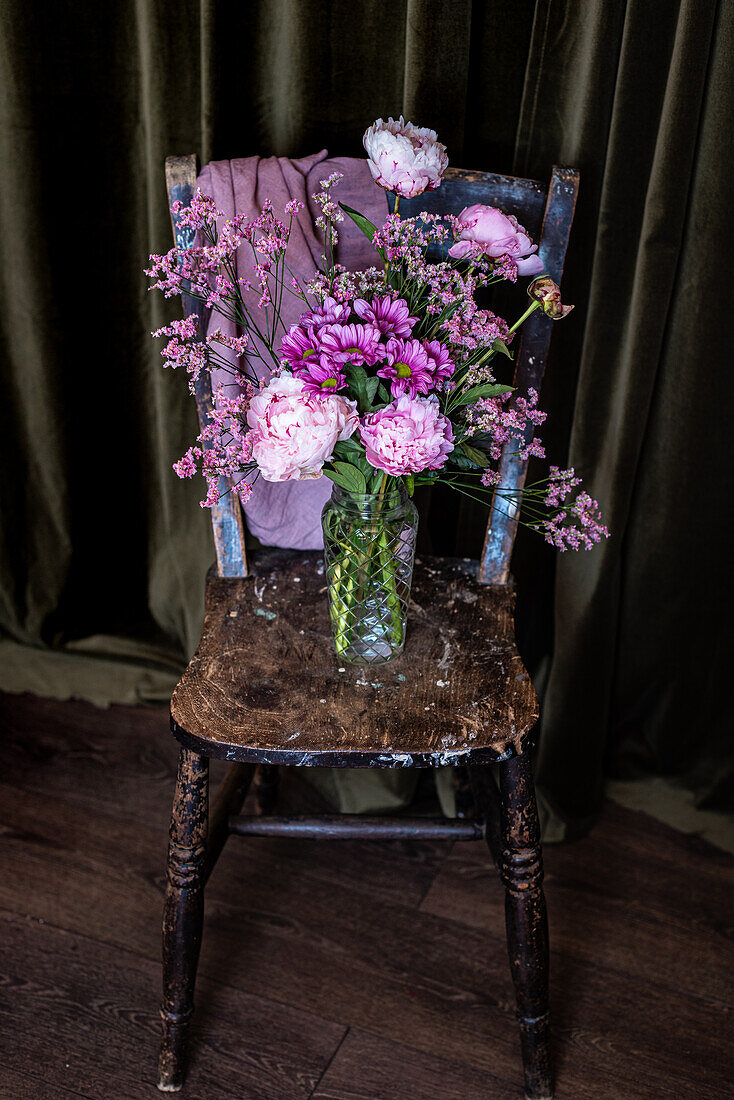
157 747 209 1092
256 763 280 815
498 750 553 1100
454 764 476 819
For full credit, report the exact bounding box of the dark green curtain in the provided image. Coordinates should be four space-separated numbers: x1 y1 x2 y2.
1 1 731 839
512 0 734 838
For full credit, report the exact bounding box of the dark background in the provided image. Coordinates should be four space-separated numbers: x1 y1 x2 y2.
1 0 731 842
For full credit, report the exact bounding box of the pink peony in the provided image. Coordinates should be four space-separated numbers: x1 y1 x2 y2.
449 204 544 276
359 395 454 476
363 117 448 199
353 295 417 336
247 374 358 482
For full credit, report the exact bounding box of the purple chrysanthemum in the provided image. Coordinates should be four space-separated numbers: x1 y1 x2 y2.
319 322 382 365
376 337 435 397
294 355 348 394
299 295 351 329
422 339 455 387
279 324 322 370
353 295 417 336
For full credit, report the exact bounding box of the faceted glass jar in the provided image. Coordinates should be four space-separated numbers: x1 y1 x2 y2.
321 484 419 665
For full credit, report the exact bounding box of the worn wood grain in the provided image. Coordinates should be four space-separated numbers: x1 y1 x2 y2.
158 748 209 1089
480 166 580 584
227 813 484 840
206 762 256 880
0 772 447 917
170 551 538 766
312 1028 518 1099
0 692 179 824
498 751 551 1098
396 166 547 237
0 1065 86 1099
0 910 343 1099
9 802 728 1100
6 770 729 1098
421 800 734 1010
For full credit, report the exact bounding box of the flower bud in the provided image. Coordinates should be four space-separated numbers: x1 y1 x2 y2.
528 276 574 320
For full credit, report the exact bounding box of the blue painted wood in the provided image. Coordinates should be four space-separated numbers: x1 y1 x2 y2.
479 166 580 584
392 166 547 236
165 157 248 578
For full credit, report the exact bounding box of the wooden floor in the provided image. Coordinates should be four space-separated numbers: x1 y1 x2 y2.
0 692 732 1099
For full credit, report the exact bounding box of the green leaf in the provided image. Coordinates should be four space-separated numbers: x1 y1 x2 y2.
323 468 354 492
339 202 377 242
323 463 367 494
333 462 367 494
454 383 514 407
334 437 363 457
365 376 380 406
345 362 369 411
404 474 415 496
448 450 478 471
333 438 371 478
377 382 392 404
339 202 385 261
460 442 492 468
493 338 513 359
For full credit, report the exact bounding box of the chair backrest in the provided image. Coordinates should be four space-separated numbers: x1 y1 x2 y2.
164 157 579 585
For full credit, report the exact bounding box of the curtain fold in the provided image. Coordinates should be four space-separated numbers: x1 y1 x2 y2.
512 0 733 836
0 0 730 836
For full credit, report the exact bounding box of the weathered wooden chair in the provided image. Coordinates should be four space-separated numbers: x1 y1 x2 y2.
157 155 579 1099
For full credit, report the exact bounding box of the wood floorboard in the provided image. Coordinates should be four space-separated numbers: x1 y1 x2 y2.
0 1064 88 1099
420 836 734 1008
3 785 730 1098
0 693 177 826
0 909 344 1100
311 1028 518 1099
1 692 732 1099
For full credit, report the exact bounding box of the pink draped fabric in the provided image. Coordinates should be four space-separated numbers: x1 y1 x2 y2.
197 151 387 549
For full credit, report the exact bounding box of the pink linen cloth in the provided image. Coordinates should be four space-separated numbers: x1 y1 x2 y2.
197 151 387 549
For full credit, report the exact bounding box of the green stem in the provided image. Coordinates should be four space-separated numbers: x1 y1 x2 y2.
508 299 541 334
376 529 404 646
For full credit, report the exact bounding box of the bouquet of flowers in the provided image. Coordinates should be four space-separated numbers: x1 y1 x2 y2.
147 117 607 665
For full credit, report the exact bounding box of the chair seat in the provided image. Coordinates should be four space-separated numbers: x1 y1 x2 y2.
170 550 538 766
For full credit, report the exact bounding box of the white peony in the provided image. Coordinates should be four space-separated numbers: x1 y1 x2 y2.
363 116 448 200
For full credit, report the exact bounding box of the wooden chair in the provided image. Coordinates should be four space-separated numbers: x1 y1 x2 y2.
157 156 579 1098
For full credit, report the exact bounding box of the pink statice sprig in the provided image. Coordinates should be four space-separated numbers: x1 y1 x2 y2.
147 191 315 361
173 385 257 508
479 466 609 551
152 315 256 393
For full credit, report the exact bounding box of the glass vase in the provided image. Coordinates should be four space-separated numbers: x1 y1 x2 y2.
321 483 419 665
